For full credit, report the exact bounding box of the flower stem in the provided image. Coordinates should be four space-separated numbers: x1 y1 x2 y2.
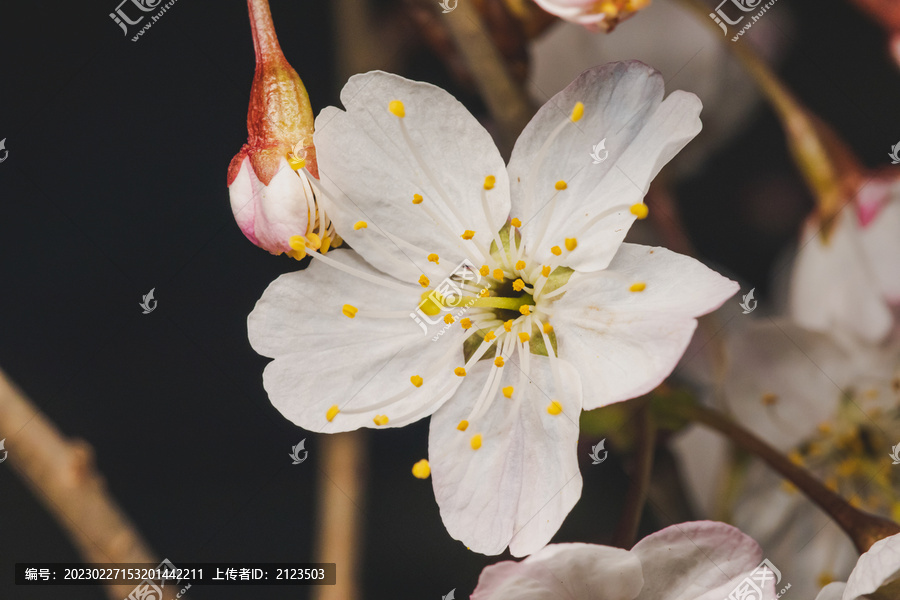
612 400 656 549
670 401 900 553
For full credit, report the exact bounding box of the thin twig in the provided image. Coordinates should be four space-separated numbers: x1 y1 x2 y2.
670 401 900 553
611 401 657 548
0 368 158 600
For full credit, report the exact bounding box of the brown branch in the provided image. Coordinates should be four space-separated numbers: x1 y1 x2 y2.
612 401 657 548
312 431 367 600
0 368 158 600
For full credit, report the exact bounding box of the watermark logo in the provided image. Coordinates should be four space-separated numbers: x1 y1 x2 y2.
709 0 778 41
889 141 900 165
590 139 609 164
125 558 191 600
410 260 485 340
442 589 456 600
109 0 162 34
727 558 788 600
140 288 157 314
890 444 900 465
0 439 7 464
438 0 458 13
739 288 757 314
589 439 608 464
0 138 8 163
289 439 308 465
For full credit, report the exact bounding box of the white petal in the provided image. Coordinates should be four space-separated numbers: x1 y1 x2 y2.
722 320 848 451
552 244 738 408
472 543 643 600
314 71 509 283
842 533 900 599
228 156 311 254
508 62 702 272
632 521 774 600
814 582 846 600
429 356 582 556
248 249 464 432
859 189 900 303
789 214 893 344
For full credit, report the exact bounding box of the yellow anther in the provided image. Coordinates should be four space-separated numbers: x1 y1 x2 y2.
494 356 505 367
287 153 306 170
541 265 551 277
320 236 332 254
411 459 430 479
484 331 497 341
629 282 646 292
342 304 359 319
412 193 424 204
353 221 368 230
555 180 568 191
503 320 514 332
543 323 554 334
493 268 505 281
551 246 562 256
502 386 514 398
287 248 307 260
388 100 405 118
761 393 778 406
570 101 584 122
289 235 308 252
373 414 389 426
326 405 340 422
547 400 563 415
817 573 835 589
565 237 577 251
419 274 430 288
428 253 440 264
510 218 522 227
480 264 490 276
519 305 531 315
410 375 424 388
630 203 649 219
515 260 526 270
461 230 475 240
444 314 455 324
518 332 531 343
513 278 525 291
470 434 483 450
483 175 496 190
305 232 322 250
597 1 618 17
454 367 467 377
460 318 472 329
457 420 469 431
479 288 490 297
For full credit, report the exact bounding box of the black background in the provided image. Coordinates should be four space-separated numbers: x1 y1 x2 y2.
1 0 898 598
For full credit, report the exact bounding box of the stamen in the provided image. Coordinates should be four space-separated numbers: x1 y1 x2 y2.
412 193 424 204
630 203 649 219
513 279 526 291
565 237 577 251
493 268 505 281
484 331 497 341
353 221 368 230
444 314 455 324
428 253 440 264
419 275 430 288
494 357 505 367
543 323 554 334
411 459 430 479
304 248 418 293
510 218 522 227
542 265 551 277
287 153 306 170
547 400 563 415
373 415 389 426
515 260 526 270
502 386 514 398
555 180 568 190
470 434 483 450
570 101 584 122
504 320 514 332
342 304 359 319
518 332 531 343
388 100 405 118
461 230 475 240
479 288 490 297
519 305 531 315
454 367 467 377
629 282 646 292
551 246 562 256
483 175 496 190
326 405 340 421
460 318 472 329
410 375 424 387
480 265 490 276
457 420 469 431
